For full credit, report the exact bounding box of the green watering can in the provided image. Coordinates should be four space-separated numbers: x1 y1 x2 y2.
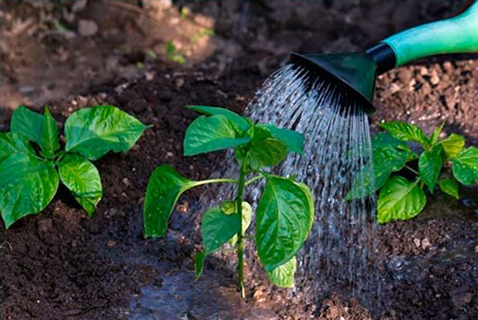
290 0 478 113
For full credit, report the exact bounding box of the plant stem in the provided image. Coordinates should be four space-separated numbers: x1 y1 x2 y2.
244 175 263 186
236 159 247 298
192 178 237 187
405 165 419 176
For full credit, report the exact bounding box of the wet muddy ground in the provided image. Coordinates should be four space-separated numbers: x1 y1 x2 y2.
1 1 477 319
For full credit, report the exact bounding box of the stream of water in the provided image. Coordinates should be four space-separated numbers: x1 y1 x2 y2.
246 64 381 306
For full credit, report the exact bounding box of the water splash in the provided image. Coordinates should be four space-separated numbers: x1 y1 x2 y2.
247 64 381 307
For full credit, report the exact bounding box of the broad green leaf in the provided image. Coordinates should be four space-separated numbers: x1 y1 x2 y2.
374 147 409 180
186 106 250 133
377 176 426 223
373 133 418 161
372 133 409 150
250 125 272 141
345 162 382 200
11 106 45 147
257 124 304 154
184 115 251 156
143 165 200 237
65 105 148 160
247 137 288 170
419 146 442 193
256 176 313 272
293 181 314 234
440 133 465 159
431 122 444 145
201 207 240 254
438 178 459 199
40 107 60 159
194 252 206 279
221 201 253 246
451 147 478 185
346 134 411 200
381 121 430 149
266 256 297 288
0 153 59 228
0 133 35 162
58 154 102 217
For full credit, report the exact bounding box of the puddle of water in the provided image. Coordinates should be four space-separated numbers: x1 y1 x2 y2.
127 271 279 320
387 241 478 281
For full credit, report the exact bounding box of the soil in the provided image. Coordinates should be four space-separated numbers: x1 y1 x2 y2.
1 1 478 319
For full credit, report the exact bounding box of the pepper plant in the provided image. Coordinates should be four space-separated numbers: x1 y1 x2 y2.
143 106 314 297
347 121 478 223
0 105 148 228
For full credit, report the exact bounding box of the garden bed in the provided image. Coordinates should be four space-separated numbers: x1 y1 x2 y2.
1 1 477 319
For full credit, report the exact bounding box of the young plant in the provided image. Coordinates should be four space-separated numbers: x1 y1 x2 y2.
347 121 478 223
0 105 148 228
143 106 314 297
164 40 186 64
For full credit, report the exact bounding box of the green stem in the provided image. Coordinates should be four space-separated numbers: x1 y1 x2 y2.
192 178 237 187
53 150 68 165
236 158 247 298
244 175 263 186
405 165 419 176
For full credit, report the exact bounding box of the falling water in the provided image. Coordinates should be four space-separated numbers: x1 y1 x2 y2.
200 63 381 312
247 63 381 307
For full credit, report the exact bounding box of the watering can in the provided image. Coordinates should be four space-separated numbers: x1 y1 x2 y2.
290 1 478 113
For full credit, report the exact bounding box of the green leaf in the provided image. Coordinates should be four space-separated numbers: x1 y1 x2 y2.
0 133 36 162
249 125 271 141
186 106 250 133
256 176 314 272
0 153 59 228
293 181 314 234
65 105 147 160
201 207 240 254
431 122 444 146
221 201 252 246
381 121 430 149
143 165 199 237
184 115 251 156
346 134 411 200
419 146 442 193
247 137 288 170
440 133 465 159
377 176 426 223
257 124 304 154
451 146 478 185
266 256 297 288
438 178 459 199
40 107 60 159
194 252 206 279
58 154 102 217
345 162 381 200
11 106 45 147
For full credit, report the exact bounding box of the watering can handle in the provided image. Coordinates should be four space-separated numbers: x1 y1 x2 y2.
370 1 478 71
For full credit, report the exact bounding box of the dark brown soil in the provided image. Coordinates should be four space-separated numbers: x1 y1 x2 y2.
1 1 478 319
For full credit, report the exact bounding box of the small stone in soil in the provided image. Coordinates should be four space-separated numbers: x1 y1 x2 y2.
78 19 98 37
107 240 117 248
38 219 53 233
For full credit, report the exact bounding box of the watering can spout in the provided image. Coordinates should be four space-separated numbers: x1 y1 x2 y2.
290 52 377 114
290 0 478 114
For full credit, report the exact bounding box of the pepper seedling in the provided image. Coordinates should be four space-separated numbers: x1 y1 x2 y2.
347 121 478 223
0 105 148 228
143 106 314 297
